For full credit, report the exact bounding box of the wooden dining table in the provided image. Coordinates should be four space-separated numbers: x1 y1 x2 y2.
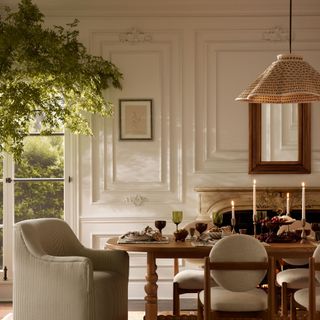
106 236 318 320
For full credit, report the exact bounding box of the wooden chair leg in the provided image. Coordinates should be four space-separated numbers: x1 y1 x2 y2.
173 282 180 316
290 293 297 320
197 293 204 320
281 282 288 319
262 310 268 320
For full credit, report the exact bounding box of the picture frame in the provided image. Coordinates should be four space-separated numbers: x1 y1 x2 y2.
119 99 153 140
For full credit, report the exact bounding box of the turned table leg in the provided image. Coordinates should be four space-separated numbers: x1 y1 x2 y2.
144 252 158 320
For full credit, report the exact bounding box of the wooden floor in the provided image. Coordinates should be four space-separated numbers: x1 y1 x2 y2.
0 299 197 318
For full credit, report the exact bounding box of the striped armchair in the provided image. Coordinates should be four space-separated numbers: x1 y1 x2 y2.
14 218 129 320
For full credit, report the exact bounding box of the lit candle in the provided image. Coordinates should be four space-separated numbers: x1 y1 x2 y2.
302 182 306 220
286 193 290 216
253 179 257 221
231 201 235 220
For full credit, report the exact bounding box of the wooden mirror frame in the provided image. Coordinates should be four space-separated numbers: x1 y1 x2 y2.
249 103 311 174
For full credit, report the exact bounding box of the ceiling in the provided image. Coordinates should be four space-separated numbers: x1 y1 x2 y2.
2 0 320 17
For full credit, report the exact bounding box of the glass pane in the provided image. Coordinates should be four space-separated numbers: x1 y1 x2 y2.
261 103 299 161
15 136 64 178
14 181 64 223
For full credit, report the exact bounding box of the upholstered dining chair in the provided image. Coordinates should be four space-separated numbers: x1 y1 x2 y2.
198 234 270 320
14 218 129 320
276 221 313 319
172 220 214 316
293 244 320 320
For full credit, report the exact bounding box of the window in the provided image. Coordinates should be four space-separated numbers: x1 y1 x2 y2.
1 123 76 285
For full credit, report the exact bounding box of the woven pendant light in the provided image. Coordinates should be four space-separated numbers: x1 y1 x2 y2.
236 0 320 104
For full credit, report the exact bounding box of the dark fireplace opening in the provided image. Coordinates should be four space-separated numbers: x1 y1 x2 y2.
221 210 320 235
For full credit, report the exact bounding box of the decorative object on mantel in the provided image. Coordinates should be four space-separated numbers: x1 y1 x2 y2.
236 0 320 103
119 27 152 44
0 0 122 161
123 194 147 206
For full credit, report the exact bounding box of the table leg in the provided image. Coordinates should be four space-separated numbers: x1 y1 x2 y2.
144 252 158 320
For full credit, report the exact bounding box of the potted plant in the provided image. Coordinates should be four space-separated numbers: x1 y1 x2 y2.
0 0 122 160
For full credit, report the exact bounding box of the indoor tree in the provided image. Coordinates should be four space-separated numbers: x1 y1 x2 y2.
0 0 122 160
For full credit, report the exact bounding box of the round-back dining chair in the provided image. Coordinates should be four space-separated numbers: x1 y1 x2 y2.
293 243 320 320
172 220 214 316
198 234 269 320
276 220 313 319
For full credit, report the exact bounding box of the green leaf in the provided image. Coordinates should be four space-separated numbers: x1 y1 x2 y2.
0 0 122 160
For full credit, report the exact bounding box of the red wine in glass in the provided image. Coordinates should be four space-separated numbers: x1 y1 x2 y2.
195 222 207 235
155 220 166 235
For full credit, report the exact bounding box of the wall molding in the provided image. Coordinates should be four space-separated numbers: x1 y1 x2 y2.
87 29 184 204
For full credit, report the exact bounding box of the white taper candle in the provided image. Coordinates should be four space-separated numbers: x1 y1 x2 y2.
253 179 256 221
286 193 290 216
302 182 306 220
231 201 235 220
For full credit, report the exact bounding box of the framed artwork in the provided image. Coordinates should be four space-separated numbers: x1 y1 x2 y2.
119 99 153 140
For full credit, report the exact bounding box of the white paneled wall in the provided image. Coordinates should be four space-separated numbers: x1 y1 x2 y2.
42 3 320 300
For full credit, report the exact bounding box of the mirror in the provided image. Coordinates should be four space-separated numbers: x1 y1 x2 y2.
249 103 311 174
261 103 299 161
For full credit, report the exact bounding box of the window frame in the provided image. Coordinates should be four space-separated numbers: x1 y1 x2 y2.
0 130 78 291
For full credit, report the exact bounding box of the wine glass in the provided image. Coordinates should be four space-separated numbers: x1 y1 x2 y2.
155 220 166 236
212 212 223 228
172 211 183 231
195 222 207 236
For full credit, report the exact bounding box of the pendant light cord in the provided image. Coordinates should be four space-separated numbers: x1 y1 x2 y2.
289 0 292 54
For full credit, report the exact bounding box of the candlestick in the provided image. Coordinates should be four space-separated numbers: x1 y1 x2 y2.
253 179 257 222
302 182 306 220
286 193 290 216
300 218 307 244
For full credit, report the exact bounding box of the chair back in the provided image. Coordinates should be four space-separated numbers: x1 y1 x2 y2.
209 234 268 292
308 245 320 319
16 218 83 257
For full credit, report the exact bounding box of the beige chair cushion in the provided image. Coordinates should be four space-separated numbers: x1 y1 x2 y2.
276 268 309 289
199 287 268 312
173 269 216 289
210 234 268 292
294 287 320 311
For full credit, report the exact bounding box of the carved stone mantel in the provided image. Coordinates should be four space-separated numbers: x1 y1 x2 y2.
195 187 320 221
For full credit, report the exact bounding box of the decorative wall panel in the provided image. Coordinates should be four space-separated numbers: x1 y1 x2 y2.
85 30 183 206
194 28 320 173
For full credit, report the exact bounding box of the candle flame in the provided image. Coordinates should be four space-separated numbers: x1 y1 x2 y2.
231 200 234 206
253 179 256 185
287 192 289 198
302 182 305 187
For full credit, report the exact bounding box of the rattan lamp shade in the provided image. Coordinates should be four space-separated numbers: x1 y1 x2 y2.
236 54 320 103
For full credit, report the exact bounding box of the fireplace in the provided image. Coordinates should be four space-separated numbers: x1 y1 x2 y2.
194 187 320 225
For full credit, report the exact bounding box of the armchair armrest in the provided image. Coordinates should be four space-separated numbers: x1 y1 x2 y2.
82 248 129 278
